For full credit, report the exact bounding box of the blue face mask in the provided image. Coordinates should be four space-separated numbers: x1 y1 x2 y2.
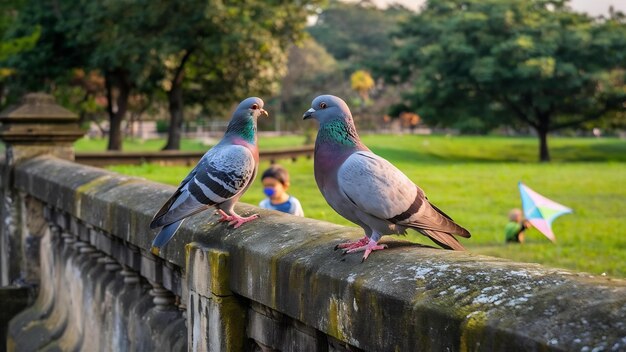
263 187 275 197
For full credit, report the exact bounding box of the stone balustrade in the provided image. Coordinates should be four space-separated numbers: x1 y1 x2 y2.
6 154 626 351
1 94 625 351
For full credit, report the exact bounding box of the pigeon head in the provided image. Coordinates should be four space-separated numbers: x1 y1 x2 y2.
225 97 268 143
303 95 351 124
304 95 363 149
234 97 268 120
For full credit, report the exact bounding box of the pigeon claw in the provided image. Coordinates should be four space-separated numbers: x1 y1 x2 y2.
344 240 387 262
217 210 259 228
335 236 370 251
362 244 388 262
228 214 259 228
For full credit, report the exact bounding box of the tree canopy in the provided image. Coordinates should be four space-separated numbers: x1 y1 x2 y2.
3 0 320 149
308 0 409 72
3 0 625 155
306 0 411 128
387 0 626 161
275 38 341 129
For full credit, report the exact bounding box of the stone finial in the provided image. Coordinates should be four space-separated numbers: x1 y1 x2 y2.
0 92 85 145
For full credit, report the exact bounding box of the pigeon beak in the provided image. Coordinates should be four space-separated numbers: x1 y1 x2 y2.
303 108 315 120
260 108 268 117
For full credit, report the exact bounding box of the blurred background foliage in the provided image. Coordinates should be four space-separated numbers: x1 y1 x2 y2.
0 0 624 160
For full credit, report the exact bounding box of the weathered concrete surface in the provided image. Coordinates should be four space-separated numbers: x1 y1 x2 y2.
12 155 626 351
187 245 247 352
6 210 187 352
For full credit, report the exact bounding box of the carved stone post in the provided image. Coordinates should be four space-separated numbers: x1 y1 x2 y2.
0 92 85 286
186 244 246 352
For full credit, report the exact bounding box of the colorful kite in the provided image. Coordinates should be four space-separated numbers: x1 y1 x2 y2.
518 182 573 243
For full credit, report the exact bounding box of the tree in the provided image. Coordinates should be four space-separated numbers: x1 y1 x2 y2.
308 0 410 71
151 1 322 150
7 0 322 150
4 0 159 150
275 37 342 130
0 0 40 106
64 1 165 150
388 0 626 161
1 1 76 106
307 1 413 129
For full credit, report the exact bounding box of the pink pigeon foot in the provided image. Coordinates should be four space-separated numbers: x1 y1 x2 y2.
334 236 370 251
216 209 259 228
345 240 388 262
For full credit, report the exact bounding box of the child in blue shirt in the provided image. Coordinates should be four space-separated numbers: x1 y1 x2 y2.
259 164 304 217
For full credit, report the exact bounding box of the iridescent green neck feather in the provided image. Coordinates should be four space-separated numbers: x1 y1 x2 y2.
226 115 256 144
317 119 359 148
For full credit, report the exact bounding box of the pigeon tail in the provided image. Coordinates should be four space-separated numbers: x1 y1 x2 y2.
151 219 185 255
400 201 471 239
419 229 466 251
429 202 471 238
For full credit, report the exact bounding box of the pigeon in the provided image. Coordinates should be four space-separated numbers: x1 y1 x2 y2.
303 95 470 261
150 97 268 255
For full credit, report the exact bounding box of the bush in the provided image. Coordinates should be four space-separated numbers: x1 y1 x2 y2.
156 120 169 133
453 117 491 135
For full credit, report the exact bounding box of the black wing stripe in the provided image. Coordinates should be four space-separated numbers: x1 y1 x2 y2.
195 166 237 199
388 186 422 223
188 180 216 205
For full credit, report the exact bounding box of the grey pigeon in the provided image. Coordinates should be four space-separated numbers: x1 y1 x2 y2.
150 97 267 255
303 95 470 260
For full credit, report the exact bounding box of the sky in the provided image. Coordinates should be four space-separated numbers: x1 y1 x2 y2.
365 0 626 16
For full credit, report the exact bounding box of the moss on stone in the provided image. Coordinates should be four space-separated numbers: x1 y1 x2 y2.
208 249 231 296
327 297 344 341
211 295 246 352
459 311 488 352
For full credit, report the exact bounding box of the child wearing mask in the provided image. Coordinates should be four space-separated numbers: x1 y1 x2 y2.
259 164 304 217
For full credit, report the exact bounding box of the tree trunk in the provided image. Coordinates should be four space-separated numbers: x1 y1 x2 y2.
163 82 184 150
163 49 193 151
0 82 5 106
105 70 131 151
536 111 551 162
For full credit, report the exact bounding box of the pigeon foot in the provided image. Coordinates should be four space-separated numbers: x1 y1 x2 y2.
345 240 388 261
217 210 259 228
335 236 370 251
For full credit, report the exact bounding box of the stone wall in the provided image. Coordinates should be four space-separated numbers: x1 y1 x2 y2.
3 155 626 351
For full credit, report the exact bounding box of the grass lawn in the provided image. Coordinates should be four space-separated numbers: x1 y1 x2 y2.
104 135 626 278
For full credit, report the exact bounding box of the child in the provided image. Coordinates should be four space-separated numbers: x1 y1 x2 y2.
505 208 532 243
259 164 304 217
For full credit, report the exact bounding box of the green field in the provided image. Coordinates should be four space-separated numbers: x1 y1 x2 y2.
101 135 626 278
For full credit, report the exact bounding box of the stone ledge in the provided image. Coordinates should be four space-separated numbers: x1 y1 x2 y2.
14 155 626 351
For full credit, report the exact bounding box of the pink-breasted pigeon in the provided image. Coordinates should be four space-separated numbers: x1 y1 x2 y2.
303 95 470 260
150 97 267 255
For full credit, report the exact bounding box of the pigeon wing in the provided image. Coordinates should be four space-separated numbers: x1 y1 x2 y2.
150 164 202 229
150 145 255 228
337 151 419 220
337 151 470 237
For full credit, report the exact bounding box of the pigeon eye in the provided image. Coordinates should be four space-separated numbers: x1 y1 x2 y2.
251 104 259 110
320 102 327 109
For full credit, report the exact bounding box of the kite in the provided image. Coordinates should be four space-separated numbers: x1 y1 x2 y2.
518 182 572 243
